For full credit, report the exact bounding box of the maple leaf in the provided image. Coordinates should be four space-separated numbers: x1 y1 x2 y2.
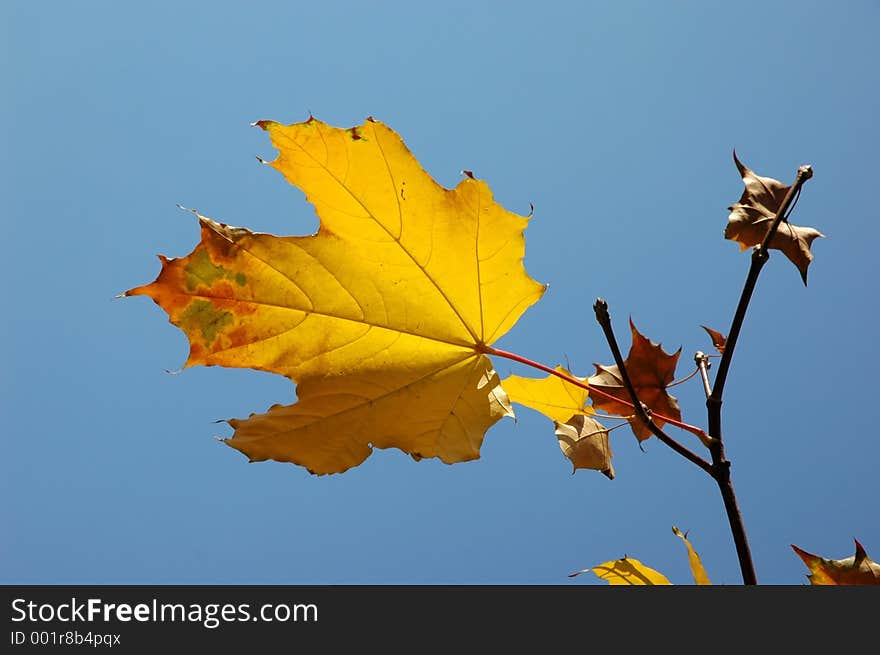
570 557 671 585
588 320 681 442
672 526 711 585
700 325 727 355
725 151 824 284
126 117 545 474
791 540 880 585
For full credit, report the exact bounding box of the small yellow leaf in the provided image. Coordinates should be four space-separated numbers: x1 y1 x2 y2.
503 367 589 423
672 526 711 585
579 556 672 585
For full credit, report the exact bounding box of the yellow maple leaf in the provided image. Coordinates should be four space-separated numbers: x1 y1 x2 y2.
126 117 545 474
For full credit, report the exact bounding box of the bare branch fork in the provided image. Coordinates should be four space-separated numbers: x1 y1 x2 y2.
592 163 813 586
592 300 713 475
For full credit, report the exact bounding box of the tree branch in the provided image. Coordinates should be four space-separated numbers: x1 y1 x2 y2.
703 162 812 586
591 299 713 475
710 163 814 404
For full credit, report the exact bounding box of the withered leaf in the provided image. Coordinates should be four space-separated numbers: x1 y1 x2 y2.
554 414 614 479
588 320 681 442
700 325 727 354
725 151 824 284
792 539 880 585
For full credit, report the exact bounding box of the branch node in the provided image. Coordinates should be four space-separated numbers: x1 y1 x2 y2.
593 298 610 325
695 351 712 399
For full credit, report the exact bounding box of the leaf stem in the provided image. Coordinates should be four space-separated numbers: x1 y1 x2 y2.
668 366 701 388
482 344 711 449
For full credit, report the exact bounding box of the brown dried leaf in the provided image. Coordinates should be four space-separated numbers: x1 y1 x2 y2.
700 325 727 354
588 320 681 442
725 151 824 284
554 414 614 479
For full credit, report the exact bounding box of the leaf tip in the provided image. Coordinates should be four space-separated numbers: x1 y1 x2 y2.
854 538 868 561
700 325 727 353
175 203 200 218
791 543 812 563
732 149 748 176
252 119 276 131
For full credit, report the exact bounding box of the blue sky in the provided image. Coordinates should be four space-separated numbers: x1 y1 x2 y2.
3 1 878 585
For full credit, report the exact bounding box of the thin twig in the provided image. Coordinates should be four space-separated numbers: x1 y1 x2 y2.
591 299 714 474
668 366 701 388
